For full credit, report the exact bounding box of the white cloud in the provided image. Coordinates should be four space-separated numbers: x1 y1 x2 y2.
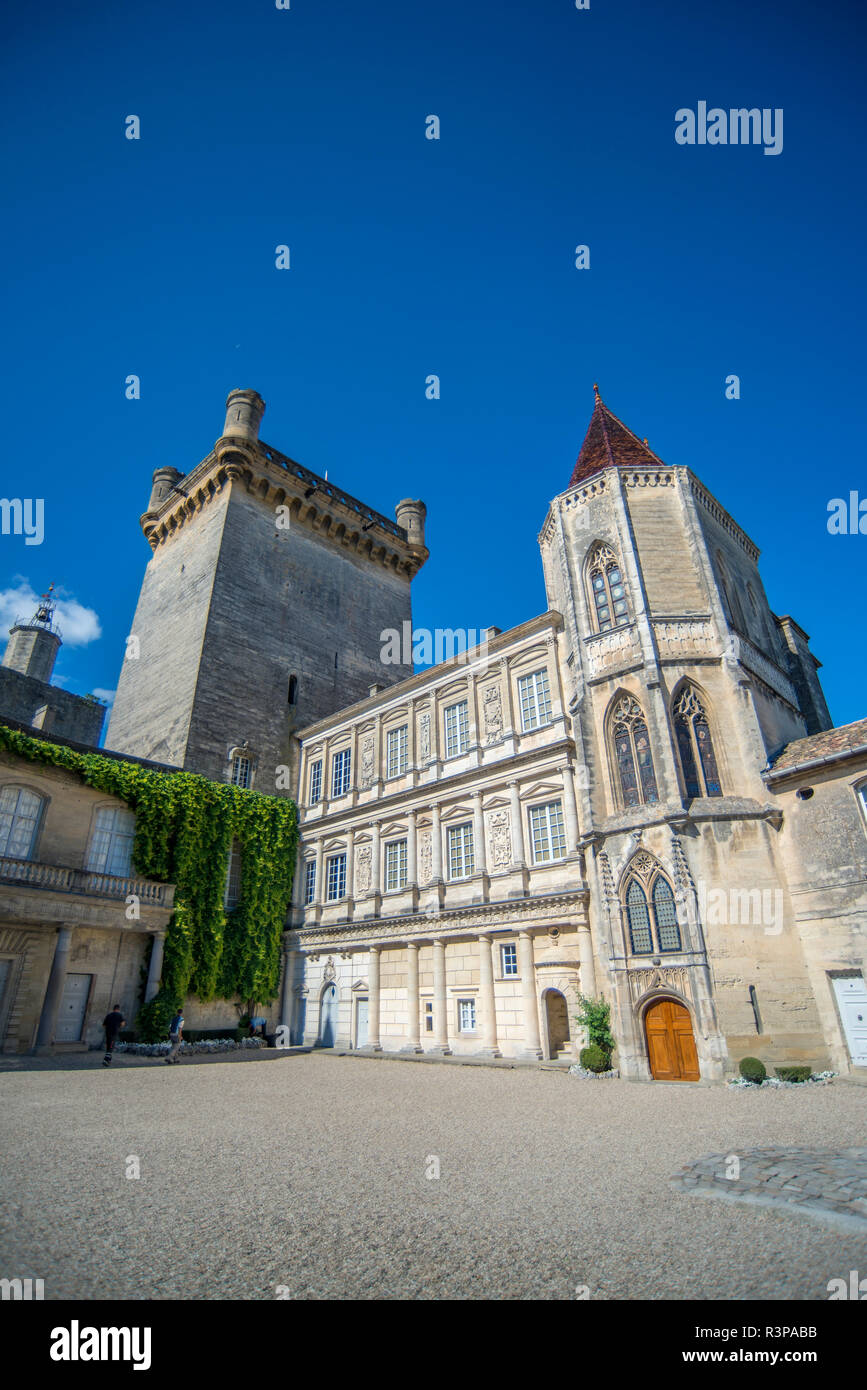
91 688 116 704
0 579 102 648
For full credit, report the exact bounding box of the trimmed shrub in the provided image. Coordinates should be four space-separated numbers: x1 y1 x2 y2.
774 1065 812 1083
580 1044 610 1073
739 1056 767 1084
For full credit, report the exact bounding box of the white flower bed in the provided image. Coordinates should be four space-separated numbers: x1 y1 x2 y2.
115 1037 266 1056
568 1064 619 1079
727 1070 836 1089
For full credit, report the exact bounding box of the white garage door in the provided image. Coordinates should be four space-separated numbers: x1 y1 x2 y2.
833 976 867 1067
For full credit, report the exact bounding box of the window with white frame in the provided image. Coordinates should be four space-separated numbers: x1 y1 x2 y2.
86 806 136 878
528 801 566 864
444 701 469 758
385 839 408 891
857 782 867 830
386 725 408 778
230 753 252 789
447 822 475 879
224 838 242 909
458 998 477 1032
501 942 518 976
304 859 316 905
326 853 346 901
0 786 44 860
309 760 322 804
518 669 552 732
331 748 351 798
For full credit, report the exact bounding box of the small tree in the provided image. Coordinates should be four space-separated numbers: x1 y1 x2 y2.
573 993 616 1063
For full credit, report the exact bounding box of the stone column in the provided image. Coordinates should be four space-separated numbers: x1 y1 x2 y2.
407 807 417 886
509 782 525 867
34 926 73 1050
345 828 355 902
280 946 296 1037
432 938 450 1053
314 838 324 904
367 945 382 1050
430 804 442 882
472 791 487 878
577 925 596 997
478 934 500 1056
370 822 381 897
518 930 542 1058
561 765 580 854
404 941 422 1052
144 932 165 1003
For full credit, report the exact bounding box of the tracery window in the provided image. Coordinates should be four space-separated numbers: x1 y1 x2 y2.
610 695 659 808
673 687 722 798
623 856 682 955
587 543 629 633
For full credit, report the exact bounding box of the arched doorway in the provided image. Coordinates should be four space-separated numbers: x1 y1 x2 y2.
644 997 699 1081
319 983 338 1047
544 989 571 1060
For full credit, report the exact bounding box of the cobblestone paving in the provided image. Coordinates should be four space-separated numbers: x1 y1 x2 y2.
672 1146 867 1231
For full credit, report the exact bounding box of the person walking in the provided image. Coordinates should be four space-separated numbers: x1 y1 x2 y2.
102 1003 125 1067
166 1007 184 1064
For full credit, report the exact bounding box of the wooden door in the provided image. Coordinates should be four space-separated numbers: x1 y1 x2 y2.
644 998 699 1081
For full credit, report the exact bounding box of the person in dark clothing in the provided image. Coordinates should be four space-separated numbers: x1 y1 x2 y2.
102 1005 125 1066
166 1008 184 1064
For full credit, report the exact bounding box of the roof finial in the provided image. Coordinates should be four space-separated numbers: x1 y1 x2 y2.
593 382 601 403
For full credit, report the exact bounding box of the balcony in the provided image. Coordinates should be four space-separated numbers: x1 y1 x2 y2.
0 856 175 930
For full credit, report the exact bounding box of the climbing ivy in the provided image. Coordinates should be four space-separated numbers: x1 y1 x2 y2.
0 724 298 1041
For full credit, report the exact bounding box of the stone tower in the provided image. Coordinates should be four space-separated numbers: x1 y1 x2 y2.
106 389 428 789
2 586 62 684
538 387 832 1080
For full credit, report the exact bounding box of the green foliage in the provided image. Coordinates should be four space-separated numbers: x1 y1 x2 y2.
580 1044 610 1072
0 724 298 1042
774 1065 812 1083
573 993 616 1060
739 1056 767 1084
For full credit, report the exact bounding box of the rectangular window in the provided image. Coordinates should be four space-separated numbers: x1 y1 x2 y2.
304 859 316 905
458 998 476 1032
424 1001 434 1033
447 822 475 880
224 839 242 909
231 754 252 789
326 853 346 901
309 760 322 804
444 701 469 758
386 725 408 778
86 807 136 878
331 749 351 798
528 801 567 864
501 942 518 977
518 669 552 732
385 839 408 891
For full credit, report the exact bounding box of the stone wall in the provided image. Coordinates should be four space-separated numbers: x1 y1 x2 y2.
0 669 105 746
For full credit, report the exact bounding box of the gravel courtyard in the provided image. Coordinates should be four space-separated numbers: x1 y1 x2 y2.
1 1053 865 1300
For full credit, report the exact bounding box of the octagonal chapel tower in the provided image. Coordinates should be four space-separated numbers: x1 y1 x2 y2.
539 387 832 1081
106 390 428 791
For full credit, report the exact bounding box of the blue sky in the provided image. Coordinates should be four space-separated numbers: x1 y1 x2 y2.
2 0 865 731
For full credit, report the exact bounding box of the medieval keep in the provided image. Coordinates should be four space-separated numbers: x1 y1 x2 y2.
1 386 864 1079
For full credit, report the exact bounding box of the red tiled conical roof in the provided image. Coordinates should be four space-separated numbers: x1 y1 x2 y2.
568 386 665 488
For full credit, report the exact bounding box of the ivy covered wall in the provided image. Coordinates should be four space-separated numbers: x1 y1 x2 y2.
0 724 298 1041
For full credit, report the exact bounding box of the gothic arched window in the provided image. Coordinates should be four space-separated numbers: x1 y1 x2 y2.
623 860 682 955
673 687 722 798
610 695 659 809
587 542 629 633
